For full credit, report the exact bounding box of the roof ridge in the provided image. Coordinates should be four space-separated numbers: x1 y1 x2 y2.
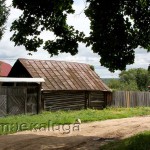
18 58 90 66
0 61 12 67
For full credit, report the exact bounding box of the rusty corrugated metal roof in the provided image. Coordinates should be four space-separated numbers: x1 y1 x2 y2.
18 58 111 91
0 61 12 77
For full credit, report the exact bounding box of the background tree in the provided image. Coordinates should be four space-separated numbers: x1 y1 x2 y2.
148 65 150 73
136 68 150 91
108 78 138 91
11 0 150 71
108 68 150 91
119 69 137 84
0 0 9 40
107 79 121 91
147 64 150 86
85 0 150 71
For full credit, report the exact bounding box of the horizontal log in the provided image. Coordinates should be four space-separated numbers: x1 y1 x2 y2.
45 104 84 111
45 100 85 106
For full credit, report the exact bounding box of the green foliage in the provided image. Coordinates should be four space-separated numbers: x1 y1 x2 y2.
108 79 138 91
120 81 138 91
108 68 150 91
0 107 150 135
148 65 150 73
85 0 150 71
120 69 138 84
10 0 150 71
0 0 9 40
120 68 150 91
107 79 121 91
136 69 150 91
90 65 95 71
10 0 84 54
100 131 150 150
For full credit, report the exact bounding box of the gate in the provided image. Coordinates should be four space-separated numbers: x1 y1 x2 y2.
7 87 27 115
0 86 38 117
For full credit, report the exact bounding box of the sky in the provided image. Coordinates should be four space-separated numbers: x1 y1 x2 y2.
0 0 150 78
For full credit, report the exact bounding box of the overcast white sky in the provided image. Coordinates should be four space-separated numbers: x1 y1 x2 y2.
0 0 149 78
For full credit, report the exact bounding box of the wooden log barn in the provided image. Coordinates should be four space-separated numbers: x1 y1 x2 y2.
7 58 111 111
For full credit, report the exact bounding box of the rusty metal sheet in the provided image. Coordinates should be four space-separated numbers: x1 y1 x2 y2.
18 58 111 91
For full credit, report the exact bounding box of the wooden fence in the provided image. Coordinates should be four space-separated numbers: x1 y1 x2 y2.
111 91 150 107
0 86 38 117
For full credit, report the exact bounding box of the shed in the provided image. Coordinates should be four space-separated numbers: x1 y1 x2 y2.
8 58 111 111
0 77 44 117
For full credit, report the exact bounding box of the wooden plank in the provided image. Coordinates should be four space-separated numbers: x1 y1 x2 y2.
37 83 42 114
126 91 130 108
27 87 38 114
7 87 27 115
0 95 7 117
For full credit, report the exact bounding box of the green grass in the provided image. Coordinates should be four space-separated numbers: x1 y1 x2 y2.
100 131 150 150
0 107 150 135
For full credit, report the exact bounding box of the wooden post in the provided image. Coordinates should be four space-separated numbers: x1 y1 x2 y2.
84 91 88 109
41 90 44 110
104 92 107 108
88 92 90 108
14 82 16 87
126 91 130 108
24 87 27 114
6 86 8 115
37 83 42 114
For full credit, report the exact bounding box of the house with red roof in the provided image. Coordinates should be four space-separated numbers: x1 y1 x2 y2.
0 61 12 77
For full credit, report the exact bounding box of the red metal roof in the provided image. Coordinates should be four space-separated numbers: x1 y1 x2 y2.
0 61 12 77
18 58 111 91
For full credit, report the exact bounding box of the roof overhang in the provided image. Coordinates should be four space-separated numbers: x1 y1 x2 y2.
0 77 45 84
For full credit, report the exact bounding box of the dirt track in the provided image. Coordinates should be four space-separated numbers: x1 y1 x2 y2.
0 116 150 150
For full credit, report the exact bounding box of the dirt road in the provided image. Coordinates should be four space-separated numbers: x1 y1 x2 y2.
0 116 150 150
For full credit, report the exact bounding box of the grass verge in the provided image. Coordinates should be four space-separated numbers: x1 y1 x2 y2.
100 131 150 150
0 107 150 135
